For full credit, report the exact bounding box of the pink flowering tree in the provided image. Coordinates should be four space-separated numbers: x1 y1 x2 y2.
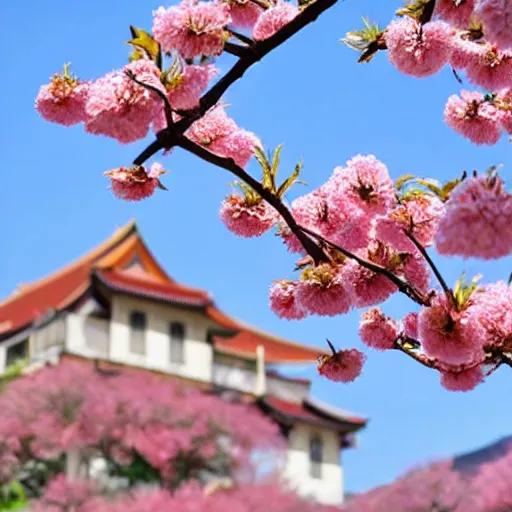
0 361 283 497
32 476 337 512
340 455 512 512
36 0 512 392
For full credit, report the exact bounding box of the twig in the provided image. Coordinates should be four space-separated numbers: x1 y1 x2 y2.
300 226 429 305
249 0 271 9
404 230 452 300
419 0 437 24
176 136 329 263
228 28 255 46
132 0 339 165
394 338 438 369
125 70 174 130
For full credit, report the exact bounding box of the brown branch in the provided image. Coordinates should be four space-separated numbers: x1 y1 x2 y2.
404 230 452 301
300 226 429 305
132 0 339 165
125 70 174 130
176 136 329 263
419 0 437 24
224 41 248 58
394 338 438 369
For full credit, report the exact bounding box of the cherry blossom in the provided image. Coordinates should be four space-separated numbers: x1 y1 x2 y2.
104 163 167 201
474 0 512 50
153 1 231 59
359 308 398 350
435 0 476 28
385 18 454 77
435 173 512 260
317 348 366 383
269 280 308 320
444 90 503 145
252 1 299 41
35 64 89 126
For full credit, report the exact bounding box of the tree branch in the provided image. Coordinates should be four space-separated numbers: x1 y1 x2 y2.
176 136 329 263
404 230 452 300
228 28 255 46
394 337 438 369
419 0 437 24
300 226 429 305
224 41 248 58
132 0 339 165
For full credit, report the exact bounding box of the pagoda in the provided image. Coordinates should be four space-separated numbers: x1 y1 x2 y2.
0 221 367 506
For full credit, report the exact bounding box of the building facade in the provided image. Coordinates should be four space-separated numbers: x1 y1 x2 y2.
0 222 367 506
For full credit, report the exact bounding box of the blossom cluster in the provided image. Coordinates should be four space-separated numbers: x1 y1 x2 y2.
0 361 282 486
34 475 334 512
351 1 512 145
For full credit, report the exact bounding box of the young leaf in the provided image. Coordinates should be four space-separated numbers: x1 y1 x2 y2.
415 178 443 197
127 26 162 68
254 146 275 191
277 160 303 198
395 174 415 190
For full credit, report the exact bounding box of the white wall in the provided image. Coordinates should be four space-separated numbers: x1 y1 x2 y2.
108 295 216 382
283 423 344 506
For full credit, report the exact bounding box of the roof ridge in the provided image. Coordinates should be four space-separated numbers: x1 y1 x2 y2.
0 221 136 308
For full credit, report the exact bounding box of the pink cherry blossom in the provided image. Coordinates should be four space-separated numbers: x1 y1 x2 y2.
342 259 398 308
474 0 512 50
465 45 512 91
444 90 503 145
186 104 238 145
269 280 308 319
496 87 512 132
219 194 277 236
384 18 454 77
402 312 419 339
435 174 512 259
223 0 263 27
153 1 231 59
374 193 445 252
440 365 485 392
359 308 398 350
35 66 89 126
296 264 353 316
435 0 476 28
328 154 395 217
252 1 299 41
402 253 431 294
169 63 219 111
104 162 167 201
471 280 512 346
450 36 483 70
317 348 366 383
84 60 162 143
418 292 487 365
210 128 261 167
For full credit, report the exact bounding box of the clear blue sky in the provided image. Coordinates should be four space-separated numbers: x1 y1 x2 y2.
2 0 512 495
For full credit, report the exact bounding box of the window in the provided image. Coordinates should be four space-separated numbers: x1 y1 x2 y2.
6 339 29 367
309 434 323 479
169 322 185 364
129 311 146 355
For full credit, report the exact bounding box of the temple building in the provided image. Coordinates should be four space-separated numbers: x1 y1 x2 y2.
0 221 367 506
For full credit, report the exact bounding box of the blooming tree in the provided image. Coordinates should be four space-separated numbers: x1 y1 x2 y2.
32 475 337 512
340 454 512 512
35 0 512 392
0 361 283 495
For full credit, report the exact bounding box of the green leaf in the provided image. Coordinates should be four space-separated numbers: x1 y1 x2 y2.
453 272 482 310
441 177 463 201
254 146 274 191
395 174 415 190
271 144 283 178
396 0 432 20
341 18 383 63
127 26 162 68
277 160 303 198
415 178 443 197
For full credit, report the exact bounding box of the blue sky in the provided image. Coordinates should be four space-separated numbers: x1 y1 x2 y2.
2 0 512 495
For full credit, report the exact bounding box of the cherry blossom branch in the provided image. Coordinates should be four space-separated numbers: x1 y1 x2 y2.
176 135 330 263
132 0 339 165
404 230 452 300
125 70 174 130
224 42 248 58
394 337 438 369
419 0 437 25
300 226 430 305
